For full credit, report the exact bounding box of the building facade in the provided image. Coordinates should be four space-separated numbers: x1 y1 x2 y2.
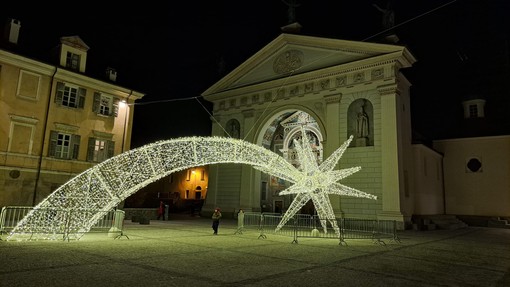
202 33 417 227
0 25 144 208
125 166 209 212
202 33 510 228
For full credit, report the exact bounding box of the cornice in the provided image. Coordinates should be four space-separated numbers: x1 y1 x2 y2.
9 114 39 124
0 49 55 75
0 49 145 101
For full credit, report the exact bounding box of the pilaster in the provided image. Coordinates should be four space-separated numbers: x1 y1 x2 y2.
240 109 256 210
324 93 342 212
378 84 405 226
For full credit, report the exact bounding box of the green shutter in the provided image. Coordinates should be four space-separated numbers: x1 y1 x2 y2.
78 88 86 109
71 134 81 160
48 131 58 157
93 92 101 114
55 82 64 104
87 138 96 162
112 97 120 117
107 140 115 158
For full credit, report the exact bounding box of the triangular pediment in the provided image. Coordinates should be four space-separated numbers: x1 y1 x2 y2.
60 35 90 51
203 33 414 96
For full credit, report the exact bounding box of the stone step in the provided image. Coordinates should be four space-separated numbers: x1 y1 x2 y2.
413 215 468 230
488 218 510 229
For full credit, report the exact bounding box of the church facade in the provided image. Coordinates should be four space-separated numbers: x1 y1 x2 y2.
202 33 423 229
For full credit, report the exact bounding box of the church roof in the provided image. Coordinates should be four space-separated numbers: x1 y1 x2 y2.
202 33 416 98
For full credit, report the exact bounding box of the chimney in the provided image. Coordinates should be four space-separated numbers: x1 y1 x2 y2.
106 67 117 82
4 18 21 44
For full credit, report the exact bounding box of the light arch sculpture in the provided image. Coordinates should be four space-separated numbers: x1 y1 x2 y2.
8 134 377 241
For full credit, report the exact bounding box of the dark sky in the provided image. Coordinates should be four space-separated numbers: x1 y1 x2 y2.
2 0 509 147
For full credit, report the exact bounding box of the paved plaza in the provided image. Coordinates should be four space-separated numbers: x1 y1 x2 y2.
1 214 509 287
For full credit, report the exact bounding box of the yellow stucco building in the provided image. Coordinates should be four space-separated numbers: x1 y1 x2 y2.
0 21 144 208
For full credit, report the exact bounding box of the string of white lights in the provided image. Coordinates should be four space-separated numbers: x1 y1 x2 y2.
275 126 377 237
8 133 376 241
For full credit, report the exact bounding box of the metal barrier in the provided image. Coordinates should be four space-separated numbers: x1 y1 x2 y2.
236 212 400 245
0 206 126 241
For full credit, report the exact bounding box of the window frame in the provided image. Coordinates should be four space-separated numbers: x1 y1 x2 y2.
49 130 80 160
66 51 81 71
93 92 120 117
55 82 85 109
87 137 115 163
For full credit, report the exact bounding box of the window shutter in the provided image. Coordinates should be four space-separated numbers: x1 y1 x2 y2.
49 131 58 157
55 82 64 104
78 88 86 109
107 140 115 159
71 134 81 160
93 92 101 114
87 138 96 162
112 97 120 117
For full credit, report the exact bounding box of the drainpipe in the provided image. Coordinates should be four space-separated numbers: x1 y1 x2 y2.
33 67 58 206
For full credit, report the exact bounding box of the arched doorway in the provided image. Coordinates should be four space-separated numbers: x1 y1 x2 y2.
257 110 323 215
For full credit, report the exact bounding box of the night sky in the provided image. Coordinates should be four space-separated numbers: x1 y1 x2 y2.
2 0 509 148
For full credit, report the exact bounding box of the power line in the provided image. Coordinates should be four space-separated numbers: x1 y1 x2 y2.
362 0 458 42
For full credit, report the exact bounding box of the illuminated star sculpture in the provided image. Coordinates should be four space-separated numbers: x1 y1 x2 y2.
274 127 377 237
8 129 376 241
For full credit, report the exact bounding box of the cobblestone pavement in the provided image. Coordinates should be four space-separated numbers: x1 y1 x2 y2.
1 215 509 287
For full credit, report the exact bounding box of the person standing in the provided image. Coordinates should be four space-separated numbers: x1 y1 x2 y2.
157 201 165 220
211 208 222 235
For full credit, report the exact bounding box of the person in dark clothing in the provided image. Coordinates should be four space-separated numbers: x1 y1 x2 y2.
157 201 165 220
211 208 222 235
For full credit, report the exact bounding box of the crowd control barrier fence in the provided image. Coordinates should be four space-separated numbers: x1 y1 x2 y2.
0 206 126 241
237 212 400 245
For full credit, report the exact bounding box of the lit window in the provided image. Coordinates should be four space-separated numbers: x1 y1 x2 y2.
87 138 114 162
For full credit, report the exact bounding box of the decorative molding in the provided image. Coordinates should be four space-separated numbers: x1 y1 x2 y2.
264 92 272 102
304 82 314 93
335 76 346 87
319 79 330 90
9 114 39 124
289 85 299 97
54 123 79 133
210 62 398 109
92 130 114 140
353 72 365 83
242 109 255 118
324 94 342 104
377 84 399 96
273 49 304 74
371 68 384 80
